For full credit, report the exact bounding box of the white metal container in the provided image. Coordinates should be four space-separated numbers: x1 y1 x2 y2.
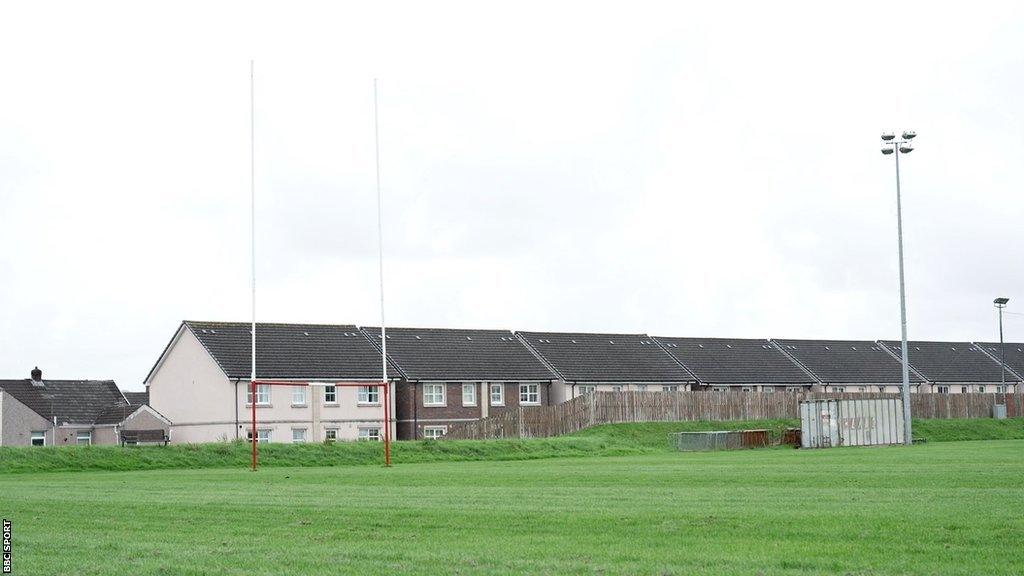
800 398 905 448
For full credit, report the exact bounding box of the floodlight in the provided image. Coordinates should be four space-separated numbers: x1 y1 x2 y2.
881 145 894 154
899 143 913 153
994 297 1009 306
902 131 916 140
881 133 896 141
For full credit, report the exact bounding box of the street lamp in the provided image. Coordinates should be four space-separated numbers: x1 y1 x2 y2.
881 130 917 446
994 297 1009 391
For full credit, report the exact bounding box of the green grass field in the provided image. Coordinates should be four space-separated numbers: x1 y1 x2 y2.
2 424 1023 574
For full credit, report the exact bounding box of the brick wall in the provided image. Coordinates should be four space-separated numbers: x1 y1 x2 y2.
395 380 550 439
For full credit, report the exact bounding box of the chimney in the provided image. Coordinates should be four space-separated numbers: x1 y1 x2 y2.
31 366 44 387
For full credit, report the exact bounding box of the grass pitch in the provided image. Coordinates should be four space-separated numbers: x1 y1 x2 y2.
2 439 1022 575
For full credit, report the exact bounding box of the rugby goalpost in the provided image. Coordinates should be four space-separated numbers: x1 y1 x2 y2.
247 65 392 470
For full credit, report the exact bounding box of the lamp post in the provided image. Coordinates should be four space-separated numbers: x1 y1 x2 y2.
881 131 916 446
994 297 1009 391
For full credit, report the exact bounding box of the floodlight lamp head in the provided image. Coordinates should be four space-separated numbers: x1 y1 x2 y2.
902 131 916 140
881 133 896 141
881 145 894 155
899 143 913 153
994 297 1009 306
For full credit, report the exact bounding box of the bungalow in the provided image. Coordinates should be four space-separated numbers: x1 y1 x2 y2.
771 339 928 393
974 341 1024 392
516 331 696 403
879 340 1022 394
653 337 818 392
361 327 557 440
0 367 168 446
144 321 395 443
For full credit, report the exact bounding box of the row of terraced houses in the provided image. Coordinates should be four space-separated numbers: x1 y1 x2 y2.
2 319 1022 445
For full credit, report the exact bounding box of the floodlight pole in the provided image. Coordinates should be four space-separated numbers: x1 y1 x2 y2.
995 298 1008 390
882 132 915 446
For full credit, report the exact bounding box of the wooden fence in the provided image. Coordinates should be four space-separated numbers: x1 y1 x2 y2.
442 391 1023 440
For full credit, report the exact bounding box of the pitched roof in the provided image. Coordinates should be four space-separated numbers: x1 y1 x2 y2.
517 331 695 383
880 340 1020 383
123 391 148 406
182 321 384 380
975 341 1024 381
0 379 125 424
654 337 816 385
772 339 924 384
362 327 555 381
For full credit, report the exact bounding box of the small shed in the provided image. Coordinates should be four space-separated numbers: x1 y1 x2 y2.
799 398 905 448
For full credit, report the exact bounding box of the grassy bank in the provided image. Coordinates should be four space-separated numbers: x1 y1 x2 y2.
1 440 1022 575
1 417 1021 474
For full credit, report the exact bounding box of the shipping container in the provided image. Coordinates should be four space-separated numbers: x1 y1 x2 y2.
799 398 905 448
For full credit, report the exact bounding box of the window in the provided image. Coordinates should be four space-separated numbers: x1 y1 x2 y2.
786 386 804 393
976 386 986 393
358 386 380 405
856 386 866 393
662 385 679 392
834 386 846 393
763 386 775 393
635 384 648 392
358 427 382 442
740 386 753 393
31 431 46 446
489 383 504 406
462 383 477 406
324 385 337 404
324 429 338 442
423 383 446 406
292 386 307 406
960 386 968 394
611 385 623 392
292 428 307 443
878 386 887 393
578 385 596 395
247 429 271 443
711 386 728 392
937 385 949 394
519 383 540 405
997 385 1007 394
76 431 92 445
247 384 270 405
423 426 447 440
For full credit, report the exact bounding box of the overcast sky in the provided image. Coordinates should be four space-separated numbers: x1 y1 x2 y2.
1 2 1022 391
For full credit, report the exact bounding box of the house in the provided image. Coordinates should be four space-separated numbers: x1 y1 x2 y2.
974 341 1024 392
144 321 395 443
879 340 1022 394
0 367 168 446
361 327 557 440
517 331 696 403
653 337 818 392
771 339 927 393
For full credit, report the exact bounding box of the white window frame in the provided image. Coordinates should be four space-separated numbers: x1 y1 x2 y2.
740 386 754 393
31 431 46 446
635 384 648 392
960 386 968 394
786 386 804 393
291 386 307 406
247 429 271 444
611 385 623 392
292 428 307 443
519 383 540 405
762 386 775 393
423 383 446 407
323 385 337 405
324 429 338 442
423 426 447 440
833 386 846 393
462 383 477 406
578 385 596 396
711 386 728 392
937 385 949 394
76 431 92 445
976 385 986 393
489 383 504 406
662 385 679 392
247 384 271 406
358 386 380 405
358 427 382 442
